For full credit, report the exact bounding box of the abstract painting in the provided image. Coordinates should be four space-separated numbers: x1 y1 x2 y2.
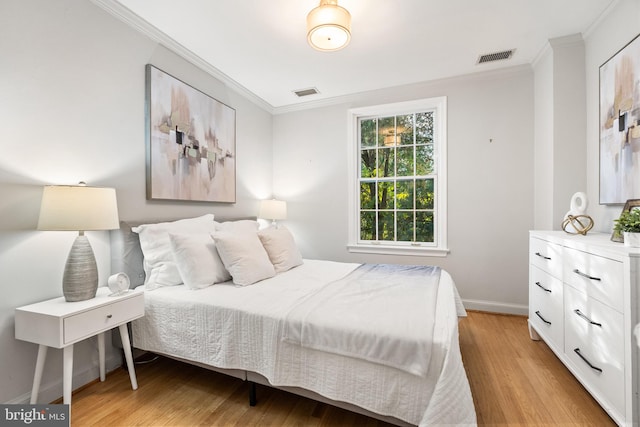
600 34 640 205
145 64 236 202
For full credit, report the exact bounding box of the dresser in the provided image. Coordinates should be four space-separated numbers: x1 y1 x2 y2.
528 231 639 426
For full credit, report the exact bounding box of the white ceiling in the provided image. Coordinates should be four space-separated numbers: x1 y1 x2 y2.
100 0 615 110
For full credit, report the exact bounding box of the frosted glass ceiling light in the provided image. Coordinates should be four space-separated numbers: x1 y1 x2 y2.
307 0 351 52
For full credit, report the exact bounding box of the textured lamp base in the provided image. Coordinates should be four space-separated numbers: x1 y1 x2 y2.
63 234 98 302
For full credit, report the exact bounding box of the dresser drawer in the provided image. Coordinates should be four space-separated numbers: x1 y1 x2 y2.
529 266 563 348
564 284 624 416
64 293 144 345
530 237 562 279
562 247 623 311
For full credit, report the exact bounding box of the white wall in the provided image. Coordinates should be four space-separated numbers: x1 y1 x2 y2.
1 0 635 408
273 67 535 314
533 35 587 230
551 36 587 226
585 0 640 231
0 0 272 404
533 46 555 230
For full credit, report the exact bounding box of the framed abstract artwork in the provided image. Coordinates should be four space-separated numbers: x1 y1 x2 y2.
599 33 640 205
145 64 236 202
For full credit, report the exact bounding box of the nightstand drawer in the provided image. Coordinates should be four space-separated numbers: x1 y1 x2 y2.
562 247 623 311
64 294 143 344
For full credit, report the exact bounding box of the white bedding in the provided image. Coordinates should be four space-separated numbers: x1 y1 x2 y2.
131 259 476 426
282 264 440 377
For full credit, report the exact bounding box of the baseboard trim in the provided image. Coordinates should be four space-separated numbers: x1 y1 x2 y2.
462 298 528 316
6 354 121 404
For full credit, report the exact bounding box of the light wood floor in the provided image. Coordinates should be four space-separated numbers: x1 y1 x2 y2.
459 312 615 426
67 311 616 426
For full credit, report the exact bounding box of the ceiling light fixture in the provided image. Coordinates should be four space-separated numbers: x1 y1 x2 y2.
307 0 351 52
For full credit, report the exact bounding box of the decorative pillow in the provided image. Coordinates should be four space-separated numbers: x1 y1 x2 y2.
214 219 259 232
132 214 216 289
168 232 231 289
258 226 303 273
212 230 276 286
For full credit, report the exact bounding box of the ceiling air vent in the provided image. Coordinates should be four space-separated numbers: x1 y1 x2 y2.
477 49 515 64
293 87 319 97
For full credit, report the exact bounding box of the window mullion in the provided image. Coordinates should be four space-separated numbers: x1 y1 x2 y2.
412 114 417 243
393 115 397 243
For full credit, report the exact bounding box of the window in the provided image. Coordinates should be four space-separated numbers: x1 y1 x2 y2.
347 97 448 256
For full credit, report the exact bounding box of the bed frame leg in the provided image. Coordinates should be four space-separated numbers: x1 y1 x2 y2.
248 381 257 406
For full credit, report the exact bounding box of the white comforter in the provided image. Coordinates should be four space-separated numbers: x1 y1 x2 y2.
132 259 476 426
282 264 440 377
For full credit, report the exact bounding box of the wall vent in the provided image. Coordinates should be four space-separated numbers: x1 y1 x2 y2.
477 49 515 64
293 87 319 97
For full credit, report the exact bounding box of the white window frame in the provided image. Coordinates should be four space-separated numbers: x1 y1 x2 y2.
347 97 449 257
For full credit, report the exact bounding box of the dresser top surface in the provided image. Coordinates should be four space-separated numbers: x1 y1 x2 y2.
530 230 640 260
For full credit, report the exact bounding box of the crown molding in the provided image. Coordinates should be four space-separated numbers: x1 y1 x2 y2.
90 0 275 113
583 0 620 40
91 1 536 116
273 64 533 115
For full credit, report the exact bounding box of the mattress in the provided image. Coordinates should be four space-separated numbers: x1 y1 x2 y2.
131 259 476 426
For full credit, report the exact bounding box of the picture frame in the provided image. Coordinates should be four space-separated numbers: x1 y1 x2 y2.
145 64 236 203
611 199 640 242
599 33 640 205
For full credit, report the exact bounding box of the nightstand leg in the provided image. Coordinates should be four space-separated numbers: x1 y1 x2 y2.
63 345 73 404
97 332 105 381
30 344 48 404
118 324 138 390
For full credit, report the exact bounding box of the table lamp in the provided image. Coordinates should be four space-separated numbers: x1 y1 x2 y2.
259 199 287 228
37 183 120 302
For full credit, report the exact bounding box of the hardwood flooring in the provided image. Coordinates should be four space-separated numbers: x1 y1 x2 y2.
459 311 615 426
67 311 616 426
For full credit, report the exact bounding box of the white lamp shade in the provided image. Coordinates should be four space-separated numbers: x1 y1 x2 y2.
37 185 120 231
307 0 351 51
259 199 287 221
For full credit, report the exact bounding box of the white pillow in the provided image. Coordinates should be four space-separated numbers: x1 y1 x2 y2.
214 219 259 232
258 226 303 273
168 232 231 289
212 230 275 286
132 214 216 289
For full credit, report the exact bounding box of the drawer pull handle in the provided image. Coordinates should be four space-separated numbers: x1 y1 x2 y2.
573 348 603 373
573 269 601 281
535 281 552 293
535 252 551 260
573 309 602 327
106 314 113 319
535 311 551 325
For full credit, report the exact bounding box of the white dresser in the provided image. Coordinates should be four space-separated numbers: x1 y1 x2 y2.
528 231 639 426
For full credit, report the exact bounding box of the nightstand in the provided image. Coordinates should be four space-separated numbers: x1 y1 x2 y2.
15 287 144 404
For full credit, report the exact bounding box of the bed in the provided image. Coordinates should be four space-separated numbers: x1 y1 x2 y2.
110 215 476 426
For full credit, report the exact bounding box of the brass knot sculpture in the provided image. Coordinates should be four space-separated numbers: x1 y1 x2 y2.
562 214 594 235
